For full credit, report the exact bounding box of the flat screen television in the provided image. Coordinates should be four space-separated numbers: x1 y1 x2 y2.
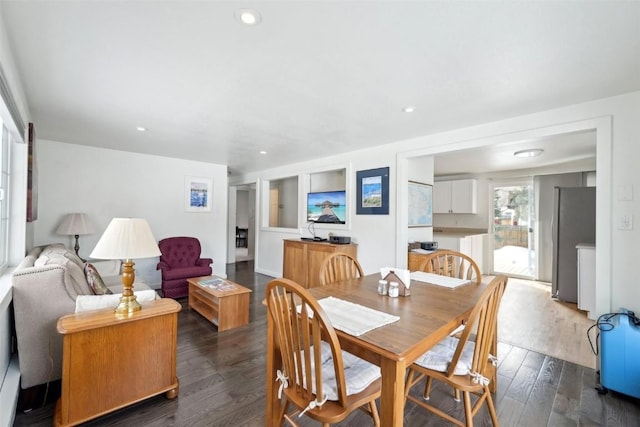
306 190 346 224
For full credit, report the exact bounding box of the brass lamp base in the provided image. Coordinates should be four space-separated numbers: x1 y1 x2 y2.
115 258 141 315
115 295 142 314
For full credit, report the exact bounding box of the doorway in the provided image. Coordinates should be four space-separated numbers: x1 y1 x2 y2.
234 185 256 263
490 180 536 279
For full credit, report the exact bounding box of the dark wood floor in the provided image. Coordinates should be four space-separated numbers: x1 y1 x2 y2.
14 261 640 426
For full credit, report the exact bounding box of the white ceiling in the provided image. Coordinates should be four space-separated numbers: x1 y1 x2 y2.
1 1 638 176
433 130 597 176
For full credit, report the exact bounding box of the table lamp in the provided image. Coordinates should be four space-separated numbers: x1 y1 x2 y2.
56 213 95 261
90 218 161 314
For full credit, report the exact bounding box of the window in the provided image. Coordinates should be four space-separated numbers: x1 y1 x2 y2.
267 176 298 229
0 123 9 270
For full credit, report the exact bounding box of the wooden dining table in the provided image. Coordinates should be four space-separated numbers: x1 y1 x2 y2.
265 273 491 426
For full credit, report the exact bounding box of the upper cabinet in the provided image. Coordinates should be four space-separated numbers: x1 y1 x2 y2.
433 179 477 214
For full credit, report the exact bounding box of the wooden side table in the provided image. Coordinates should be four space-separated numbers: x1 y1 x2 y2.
54 298 181 427
188 276 252 331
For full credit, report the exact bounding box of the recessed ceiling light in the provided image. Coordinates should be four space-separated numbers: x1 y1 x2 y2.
260 150 267 155
236 9 261 25
402 106 415 113
136 126 147 132
514 148 544 158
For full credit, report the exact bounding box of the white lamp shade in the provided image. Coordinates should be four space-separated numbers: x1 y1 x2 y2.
56 213 95 235
90 218 161 260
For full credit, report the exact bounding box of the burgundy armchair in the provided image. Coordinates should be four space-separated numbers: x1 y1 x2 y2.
156 237 213 298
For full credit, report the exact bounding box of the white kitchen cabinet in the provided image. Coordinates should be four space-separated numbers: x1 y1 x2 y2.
433 179 477 214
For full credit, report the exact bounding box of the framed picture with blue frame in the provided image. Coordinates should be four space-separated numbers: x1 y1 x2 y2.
356 167 389 215
185 176 213 212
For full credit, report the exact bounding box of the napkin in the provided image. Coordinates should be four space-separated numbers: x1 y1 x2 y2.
380 267 411 289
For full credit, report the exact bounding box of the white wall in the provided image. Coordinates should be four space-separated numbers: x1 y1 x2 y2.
238 155 397 277
35 140 229 286
236 190 249 228
407 155 434 244
234 90 640 319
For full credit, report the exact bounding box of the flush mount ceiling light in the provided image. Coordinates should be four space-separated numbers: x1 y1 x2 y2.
136 126 147 132
402 106 415 113
259 150 267 155
235 9 261 25
514 148 544 158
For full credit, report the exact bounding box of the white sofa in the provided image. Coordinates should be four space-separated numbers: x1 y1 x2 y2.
11 244 157 389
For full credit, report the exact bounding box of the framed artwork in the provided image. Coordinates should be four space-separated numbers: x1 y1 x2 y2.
27 123 38 222
408 181 433 227
185 176 213 212
356 167 389 215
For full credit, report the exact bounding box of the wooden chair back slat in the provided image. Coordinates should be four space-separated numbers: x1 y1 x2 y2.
417 250 481 285
319 252 364 286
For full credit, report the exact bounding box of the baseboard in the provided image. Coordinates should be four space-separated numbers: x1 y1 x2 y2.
255 267 278 278
0 355 20 427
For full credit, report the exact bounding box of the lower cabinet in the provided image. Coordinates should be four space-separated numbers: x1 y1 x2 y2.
283 239 358 288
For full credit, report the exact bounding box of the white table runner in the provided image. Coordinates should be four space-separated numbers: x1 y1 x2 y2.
409 271 470 288
312 296 400 336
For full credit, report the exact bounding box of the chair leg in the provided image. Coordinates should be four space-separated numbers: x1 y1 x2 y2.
369 400 380 427
463 391 473 427
278 399 288 426
454 388 461 402
423 376 433 401
404 369 417 398
485 386 499 426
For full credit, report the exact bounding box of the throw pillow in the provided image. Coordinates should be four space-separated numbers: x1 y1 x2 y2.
64 252 85 268
84 263 112 295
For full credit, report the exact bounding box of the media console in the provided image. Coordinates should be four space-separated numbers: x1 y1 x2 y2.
283 239 358 288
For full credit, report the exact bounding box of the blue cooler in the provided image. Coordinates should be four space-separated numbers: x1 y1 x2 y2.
598 308 640 398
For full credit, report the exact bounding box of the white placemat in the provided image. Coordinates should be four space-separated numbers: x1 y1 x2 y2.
409 271 470 288
313 296 400 336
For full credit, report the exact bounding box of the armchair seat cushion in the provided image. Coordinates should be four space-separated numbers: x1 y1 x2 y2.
162 265 212 281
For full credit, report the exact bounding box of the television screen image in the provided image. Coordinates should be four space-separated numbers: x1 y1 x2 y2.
307 191 346 224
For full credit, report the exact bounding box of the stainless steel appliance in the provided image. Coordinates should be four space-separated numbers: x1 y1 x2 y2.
552 186 596 303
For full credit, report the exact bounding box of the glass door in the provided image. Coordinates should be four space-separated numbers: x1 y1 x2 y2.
491 180 535 279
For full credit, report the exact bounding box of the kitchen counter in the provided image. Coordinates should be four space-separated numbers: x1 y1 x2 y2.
427 229 490 273
433 227 488 235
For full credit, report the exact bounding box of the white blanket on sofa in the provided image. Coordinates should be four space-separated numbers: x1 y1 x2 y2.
75 289 158 313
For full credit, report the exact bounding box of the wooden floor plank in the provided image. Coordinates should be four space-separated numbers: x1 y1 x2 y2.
518 355 563 426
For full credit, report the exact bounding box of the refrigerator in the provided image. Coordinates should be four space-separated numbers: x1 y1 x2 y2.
552 186 596 303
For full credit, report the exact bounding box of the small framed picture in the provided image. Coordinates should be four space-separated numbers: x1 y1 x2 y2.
356 167 389 215
185 176 213 212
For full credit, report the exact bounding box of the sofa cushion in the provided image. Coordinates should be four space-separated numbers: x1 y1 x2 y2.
40 244 67 256
33 250 93 298
84 263 112 295
64 252 85 268
65 260 93 296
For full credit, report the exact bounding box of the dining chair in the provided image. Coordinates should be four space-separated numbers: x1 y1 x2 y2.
265 278 381 426
403 275 508 427
318 252 364 286
418 250 482 285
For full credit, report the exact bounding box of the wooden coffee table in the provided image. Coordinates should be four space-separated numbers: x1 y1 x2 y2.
187 276 252 331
